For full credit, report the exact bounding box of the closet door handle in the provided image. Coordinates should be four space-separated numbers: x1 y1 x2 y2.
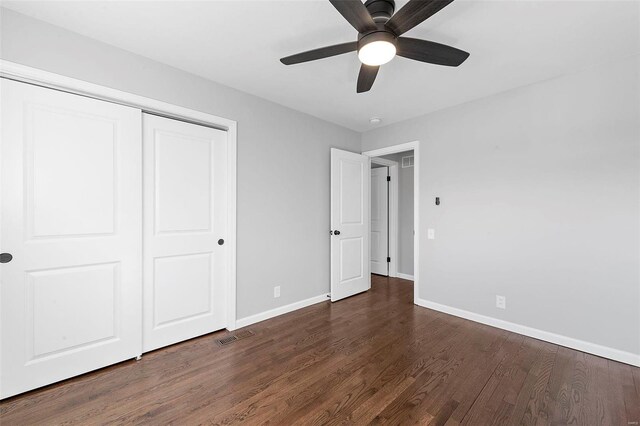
0 253 13 263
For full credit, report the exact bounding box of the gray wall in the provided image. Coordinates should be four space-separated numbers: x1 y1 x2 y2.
379 151 414 276
363 55 640 356
0 9 361 319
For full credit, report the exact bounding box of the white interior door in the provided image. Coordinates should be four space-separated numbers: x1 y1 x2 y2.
330 148 370 302
0 79 142 399
371 167 389 275
142 114 227 352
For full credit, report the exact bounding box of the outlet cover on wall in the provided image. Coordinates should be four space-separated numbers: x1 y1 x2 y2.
427 228 435 240
496 295 506 309
274 286 281 298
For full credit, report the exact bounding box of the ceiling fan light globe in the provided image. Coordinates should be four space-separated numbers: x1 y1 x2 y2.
358 40 396 66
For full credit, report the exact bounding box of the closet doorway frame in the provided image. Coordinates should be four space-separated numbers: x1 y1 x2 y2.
0 60 239 331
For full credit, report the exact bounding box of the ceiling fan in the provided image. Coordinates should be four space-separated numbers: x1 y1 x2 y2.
280 0 469 93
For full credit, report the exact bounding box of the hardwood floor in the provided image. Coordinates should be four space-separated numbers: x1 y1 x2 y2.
1 275 638 425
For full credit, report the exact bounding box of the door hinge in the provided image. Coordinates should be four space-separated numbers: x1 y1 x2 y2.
387 176 391 182
387 257 391 263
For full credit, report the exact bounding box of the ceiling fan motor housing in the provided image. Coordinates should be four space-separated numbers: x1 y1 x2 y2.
364 0 396 23
357 30 397 52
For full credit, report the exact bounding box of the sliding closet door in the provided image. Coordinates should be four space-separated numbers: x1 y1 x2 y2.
142 114 228 352
0 79 143 399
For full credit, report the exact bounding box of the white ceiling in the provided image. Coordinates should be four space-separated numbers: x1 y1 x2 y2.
4 0 639 131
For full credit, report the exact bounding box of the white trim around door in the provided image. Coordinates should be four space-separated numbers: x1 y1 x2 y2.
363 141 419 305
0 60 239 331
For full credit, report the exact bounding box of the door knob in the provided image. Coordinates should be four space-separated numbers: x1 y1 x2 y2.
333 230 341 235
218 239 224 245
0 253 12 263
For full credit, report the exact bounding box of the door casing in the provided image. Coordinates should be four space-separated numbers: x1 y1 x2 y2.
363 142 419 305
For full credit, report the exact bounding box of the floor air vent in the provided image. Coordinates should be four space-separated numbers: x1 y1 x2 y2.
216 330 255 346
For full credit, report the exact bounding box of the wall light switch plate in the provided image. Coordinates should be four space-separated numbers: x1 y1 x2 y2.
274 286 281 298
427 229 435 240
496 295 506 309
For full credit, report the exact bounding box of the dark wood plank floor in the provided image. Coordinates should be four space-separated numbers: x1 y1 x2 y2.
1 275 638 425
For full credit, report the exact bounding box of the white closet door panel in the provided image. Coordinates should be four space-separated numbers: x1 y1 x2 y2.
154 129 212 233
0 79 142 399
143 114 227 352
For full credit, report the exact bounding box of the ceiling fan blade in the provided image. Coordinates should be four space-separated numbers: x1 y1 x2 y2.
396 37 469 66
280 42 358 65
357 64 379 93
386 0 454 36
329 0 377 33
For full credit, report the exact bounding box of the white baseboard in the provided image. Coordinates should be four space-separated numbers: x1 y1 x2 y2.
396 273 414 281
234 294 330 329
415 298 640 367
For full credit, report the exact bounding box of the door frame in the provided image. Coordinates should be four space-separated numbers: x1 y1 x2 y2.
370 157 399 278
0 60 239 331
363 142 419 305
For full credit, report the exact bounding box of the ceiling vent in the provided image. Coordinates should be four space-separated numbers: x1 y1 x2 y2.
402 156 414 168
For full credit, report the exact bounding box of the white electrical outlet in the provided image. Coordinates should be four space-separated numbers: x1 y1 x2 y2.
496 295 506 309
427 228 435 240
274 286 281 298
